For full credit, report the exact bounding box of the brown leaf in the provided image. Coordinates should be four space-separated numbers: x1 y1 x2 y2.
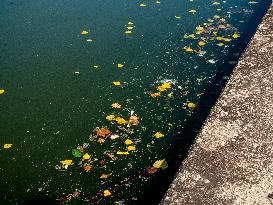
147 167 158 174
83 165 93 172
96 128 111 137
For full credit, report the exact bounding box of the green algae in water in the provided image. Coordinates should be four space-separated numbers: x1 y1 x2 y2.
0 0 269 204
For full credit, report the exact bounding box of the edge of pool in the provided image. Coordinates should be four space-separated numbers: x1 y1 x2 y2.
161 2 273 205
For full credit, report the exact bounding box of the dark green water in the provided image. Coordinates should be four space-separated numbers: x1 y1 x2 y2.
0 0 269 204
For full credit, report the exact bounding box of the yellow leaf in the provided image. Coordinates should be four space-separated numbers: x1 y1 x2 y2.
106 115 116 121
104 190 112 197
216 43 224 46
155 1 161 3
157 86 166 92
3 144 12 149
198 41 206 46
249 1 258 3
196 26 204 31
117 63 124 68
187 102 197 109
117 151 129 155
128 22 134 25
212 1 220 4
139 3 147 6
232 33 240 39
161 82 171 89
184 47 193 52
113 81 121 86
124 139 133 145
175 16 181 19
214 15 220 18
154 132 164 139
93 65 99 68
189 9 197 13
83 153 90 160
153 159 168 169
127 146 136 151
80 30 89 35
127 26 134 30
124 30 132 34
111 103 121 108
0 89 5 95
86 39 93 42
60 160 72 166
222 37 231 42
188 34 195 38
216 8 222 11
115 117 127 125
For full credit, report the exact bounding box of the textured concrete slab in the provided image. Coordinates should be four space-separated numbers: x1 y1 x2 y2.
161 3 273 205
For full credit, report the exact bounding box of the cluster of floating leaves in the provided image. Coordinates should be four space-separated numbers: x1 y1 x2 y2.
49 0 259 203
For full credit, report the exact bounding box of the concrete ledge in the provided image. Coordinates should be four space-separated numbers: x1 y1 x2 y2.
161 3 273 205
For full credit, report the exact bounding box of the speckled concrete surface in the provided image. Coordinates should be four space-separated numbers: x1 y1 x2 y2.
161 3 273 205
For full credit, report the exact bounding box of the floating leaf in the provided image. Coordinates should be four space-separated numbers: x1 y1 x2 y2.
216 43 225 46
212 1 220 4
154 132 164 139
157 86 166 92
60 160 73 166
139 3 147 6
232 33 240 39
96 128 111 137
83 153 91 160
147 167 158 174
113 81 121 86
3 144 12 149
129 116 139 125
127 146 136 151
198 41 206 46
184 47 193 52
72 149 83 158
124 30 132 34
189 9 197 13
115 117 127 125
117 151 129 155
106 115 116 121
80 30 89 35
124 139 133 145
249 1 258 3
83 165 93 171
97 138 105 143
161 82 171 89
196 26 204 31
175 16 181 19
153 159 168 170
86 39 93 42
214 15 220 18
103 190 112 197
117 64 124 68
155 1 161 3
187 102 197 109
93 65 99 68
127 26 133 30
0 90 5 95
128 22 134 25
150 92 161 97
100 174 109 179
218 25 226 29
110 134 119 140
112 103 121 108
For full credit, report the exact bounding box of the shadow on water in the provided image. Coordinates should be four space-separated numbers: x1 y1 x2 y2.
138 0 272 204
23 194 58 205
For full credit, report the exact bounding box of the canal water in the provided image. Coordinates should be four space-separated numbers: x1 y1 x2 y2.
0 0 270 204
